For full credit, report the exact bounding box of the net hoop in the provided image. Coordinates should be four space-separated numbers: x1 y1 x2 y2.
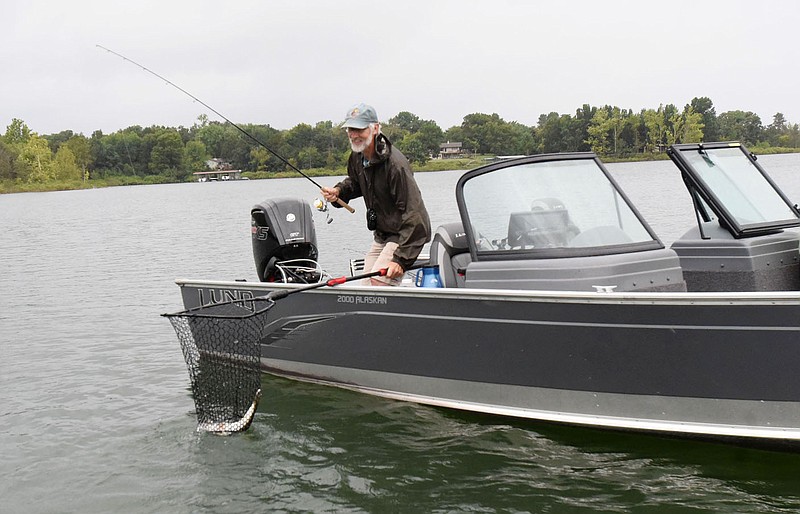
164 296 272 433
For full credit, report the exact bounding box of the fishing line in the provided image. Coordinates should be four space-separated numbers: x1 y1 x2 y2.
96 44 355 213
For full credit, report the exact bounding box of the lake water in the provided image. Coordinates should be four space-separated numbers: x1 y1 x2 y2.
2 154 799 513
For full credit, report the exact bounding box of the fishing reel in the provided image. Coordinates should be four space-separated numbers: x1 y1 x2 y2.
313 198 333 224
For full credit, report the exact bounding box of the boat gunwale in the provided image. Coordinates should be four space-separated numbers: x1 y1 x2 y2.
175 278 800 306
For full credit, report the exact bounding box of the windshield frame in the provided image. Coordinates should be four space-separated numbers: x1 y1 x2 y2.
668 142 800 237
455 153 663 261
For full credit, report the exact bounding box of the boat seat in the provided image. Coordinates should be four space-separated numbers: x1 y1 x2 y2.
568 225 633 247
507 210 579 248
430 222 470 287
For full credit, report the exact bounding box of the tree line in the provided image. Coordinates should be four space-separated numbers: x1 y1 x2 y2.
2 96 799 186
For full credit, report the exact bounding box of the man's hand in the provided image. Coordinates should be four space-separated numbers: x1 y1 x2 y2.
321 187 340 203
385 261 405 279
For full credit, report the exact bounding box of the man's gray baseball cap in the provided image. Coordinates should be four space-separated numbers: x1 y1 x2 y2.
342 103 379 129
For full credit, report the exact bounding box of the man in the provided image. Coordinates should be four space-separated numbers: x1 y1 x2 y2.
322 103 431 285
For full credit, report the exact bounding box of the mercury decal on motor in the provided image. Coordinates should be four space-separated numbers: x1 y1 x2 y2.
252 226 270 241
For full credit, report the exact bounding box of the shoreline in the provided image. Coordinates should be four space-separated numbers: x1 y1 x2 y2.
3 147 798 195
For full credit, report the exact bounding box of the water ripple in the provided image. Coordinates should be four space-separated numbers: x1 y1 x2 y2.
2 164 799 513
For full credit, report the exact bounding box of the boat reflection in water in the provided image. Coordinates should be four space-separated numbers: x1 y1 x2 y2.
170 142 800 447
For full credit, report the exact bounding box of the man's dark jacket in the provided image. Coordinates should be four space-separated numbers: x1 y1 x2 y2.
333 134 431 270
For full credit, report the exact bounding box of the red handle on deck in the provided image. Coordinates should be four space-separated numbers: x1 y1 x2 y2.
325 268 386 286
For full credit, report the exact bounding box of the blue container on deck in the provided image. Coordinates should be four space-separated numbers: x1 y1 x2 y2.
415 265 442 288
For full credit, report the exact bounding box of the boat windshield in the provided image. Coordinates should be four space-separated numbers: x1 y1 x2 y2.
669 144 800 236
458 156 658 257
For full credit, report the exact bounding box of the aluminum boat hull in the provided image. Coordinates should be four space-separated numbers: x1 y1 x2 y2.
178 278 800 444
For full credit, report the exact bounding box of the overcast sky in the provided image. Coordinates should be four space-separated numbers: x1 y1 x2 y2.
4 0 799 136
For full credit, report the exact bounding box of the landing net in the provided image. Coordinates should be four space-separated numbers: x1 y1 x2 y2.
163 297 273 434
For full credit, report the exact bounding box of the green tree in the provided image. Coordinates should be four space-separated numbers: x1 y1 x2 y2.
184 140 210 173
227 124 263 170
0 141 19 180
506 122 535 155
195 122 251 168
383 112 444 163
44 130 75 153
777 123 800 148
690 97 719 141
642 106 667 152
388 111 424 133
246 125 289 172
297 146 325 168
396 132 429 165
460 113 499 154
588 106 636 155
609 111 643 154
285 123 316 152
717 110 763 145
460 113 533 155
53 145 82 181
765 112 788 146
315 120 349 168
381 123 407 145
416 122 445 157
64 135 93 178
250 146 273 171
587 108 612 155
17 135 54 183
535 111 591 154
195 122 228 157
442 126 465 145
91 129 144 176
195 114 209 128
667 105 704 145
283 123 329 169
536 112 568 154
148 129 185 176
4 118 32 146
568 105 596 152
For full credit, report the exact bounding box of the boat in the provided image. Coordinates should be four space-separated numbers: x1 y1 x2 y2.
167 142 800 446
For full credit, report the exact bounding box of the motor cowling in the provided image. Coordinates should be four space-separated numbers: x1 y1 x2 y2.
251 198 319 282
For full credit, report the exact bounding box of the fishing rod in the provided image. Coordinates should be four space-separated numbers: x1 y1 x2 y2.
96 44 355 213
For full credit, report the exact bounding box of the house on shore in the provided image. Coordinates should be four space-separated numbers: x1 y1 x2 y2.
205 158 233 171
439 141 465 159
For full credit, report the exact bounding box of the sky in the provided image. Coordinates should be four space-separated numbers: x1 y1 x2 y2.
4 0 800 136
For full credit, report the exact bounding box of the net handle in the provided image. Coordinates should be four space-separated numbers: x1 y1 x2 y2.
162 263 426 318
268 262 425 300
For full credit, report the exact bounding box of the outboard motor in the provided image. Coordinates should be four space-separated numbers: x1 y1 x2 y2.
251 198 319 283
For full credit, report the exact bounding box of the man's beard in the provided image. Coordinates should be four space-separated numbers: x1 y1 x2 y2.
350 131 372 153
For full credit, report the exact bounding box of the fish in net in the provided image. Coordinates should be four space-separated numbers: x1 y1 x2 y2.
163 297 274 434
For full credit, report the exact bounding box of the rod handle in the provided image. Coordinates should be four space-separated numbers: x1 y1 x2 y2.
336 198 355 213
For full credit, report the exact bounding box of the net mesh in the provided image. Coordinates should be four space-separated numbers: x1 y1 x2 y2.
164 297 273 433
